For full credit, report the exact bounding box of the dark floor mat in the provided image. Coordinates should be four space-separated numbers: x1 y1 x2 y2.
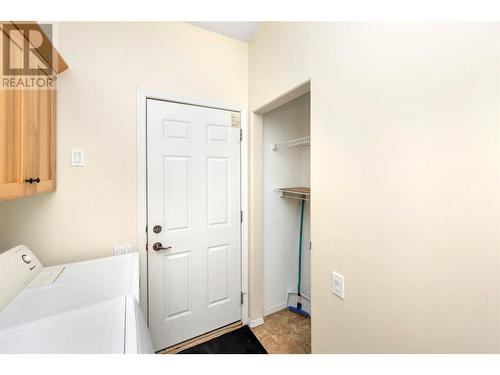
178 326 268 354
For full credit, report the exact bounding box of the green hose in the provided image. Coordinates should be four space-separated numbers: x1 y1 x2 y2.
297 199 305 298
288 198 310 317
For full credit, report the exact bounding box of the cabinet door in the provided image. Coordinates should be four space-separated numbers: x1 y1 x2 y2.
0 88 56 201
0 40 36 201
0 89 35 200
23 88 56 195
38 89 56 195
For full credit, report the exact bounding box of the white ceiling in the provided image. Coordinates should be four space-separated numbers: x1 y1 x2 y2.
187 22 262 42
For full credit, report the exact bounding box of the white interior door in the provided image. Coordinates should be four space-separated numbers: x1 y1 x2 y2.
147 99 241 351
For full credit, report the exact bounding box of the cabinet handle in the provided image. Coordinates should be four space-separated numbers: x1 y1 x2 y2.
24 177 40 184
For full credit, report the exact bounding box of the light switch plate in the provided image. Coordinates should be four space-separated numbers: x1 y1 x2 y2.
71 149 85 167
332 271 345 299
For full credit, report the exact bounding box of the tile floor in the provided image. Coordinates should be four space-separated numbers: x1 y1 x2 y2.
251 309 311 354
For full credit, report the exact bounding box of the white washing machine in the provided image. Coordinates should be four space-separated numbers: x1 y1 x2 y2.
0 245 153 354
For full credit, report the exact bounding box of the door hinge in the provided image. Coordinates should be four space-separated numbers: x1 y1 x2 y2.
241 292 244 305
240 128 243 142
240 210 243 223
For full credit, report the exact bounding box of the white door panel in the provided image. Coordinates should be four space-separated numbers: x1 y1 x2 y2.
147 99 241 351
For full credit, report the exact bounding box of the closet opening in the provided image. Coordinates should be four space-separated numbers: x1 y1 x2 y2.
251 90 311 354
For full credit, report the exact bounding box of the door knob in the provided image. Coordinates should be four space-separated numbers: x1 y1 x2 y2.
152 242 172 251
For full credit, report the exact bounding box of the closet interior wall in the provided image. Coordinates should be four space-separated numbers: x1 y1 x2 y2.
262 93 311 316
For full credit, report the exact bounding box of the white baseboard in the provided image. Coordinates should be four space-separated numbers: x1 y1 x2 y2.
263 302 287 317
248 317 264 328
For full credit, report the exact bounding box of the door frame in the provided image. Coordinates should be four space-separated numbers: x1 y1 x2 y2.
136 88 249 329
247 80 311 327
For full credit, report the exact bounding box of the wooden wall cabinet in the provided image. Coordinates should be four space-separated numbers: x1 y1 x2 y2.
0 22 66 202
0 89 57 201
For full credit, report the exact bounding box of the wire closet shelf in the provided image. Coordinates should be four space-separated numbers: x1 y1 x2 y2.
271 136 310 151
275 187 310 201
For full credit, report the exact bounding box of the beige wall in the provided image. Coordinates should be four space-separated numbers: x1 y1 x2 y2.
249 23 500 353
0 23 248 265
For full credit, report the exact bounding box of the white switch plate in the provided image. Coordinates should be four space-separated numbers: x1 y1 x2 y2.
71 149 85 167
113 245 133 256
332 271 345 299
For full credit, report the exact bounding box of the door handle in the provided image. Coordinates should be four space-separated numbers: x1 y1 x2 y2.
152 242 172 251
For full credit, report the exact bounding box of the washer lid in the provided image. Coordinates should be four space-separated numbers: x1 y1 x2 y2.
0 253 137 330
0 297 126 354
27 265 65 289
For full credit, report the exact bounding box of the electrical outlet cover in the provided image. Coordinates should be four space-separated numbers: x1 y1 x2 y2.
113 245 133 256
332 271 345 299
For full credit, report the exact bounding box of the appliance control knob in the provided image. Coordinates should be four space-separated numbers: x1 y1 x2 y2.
22 254 32 264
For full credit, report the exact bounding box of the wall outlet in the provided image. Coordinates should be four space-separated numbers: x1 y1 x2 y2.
113 245 133 256
332 271 345 299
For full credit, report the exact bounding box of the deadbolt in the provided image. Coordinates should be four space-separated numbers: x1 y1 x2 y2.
153 225 162 234
152 242 172 251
